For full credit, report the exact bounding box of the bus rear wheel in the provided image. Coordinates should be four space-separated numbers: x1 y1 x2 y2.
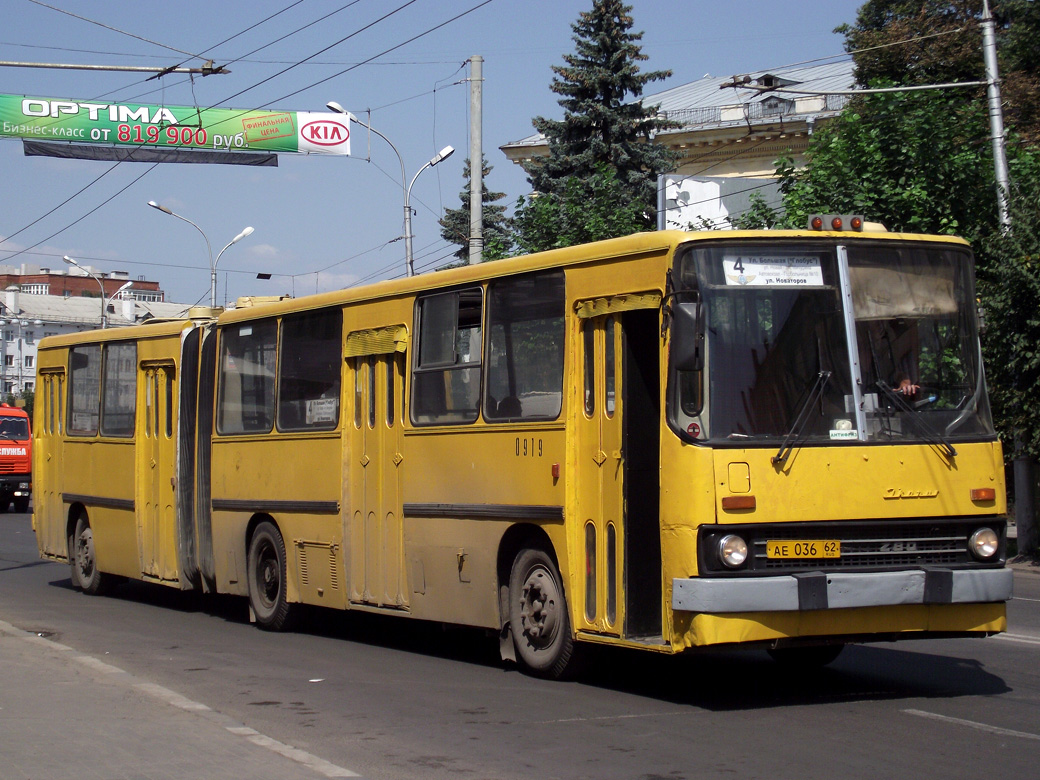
508 547 578 679
71 514 106 595
247 521 294 631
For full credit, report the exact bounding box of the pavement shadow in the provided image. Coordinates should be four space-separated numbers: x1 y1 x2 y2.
572 640 1010 710
46 576 1011 710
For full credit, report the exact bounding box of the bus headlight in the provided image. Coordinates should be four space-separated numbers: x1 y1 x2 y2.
968 527 999 560
718 534 748 568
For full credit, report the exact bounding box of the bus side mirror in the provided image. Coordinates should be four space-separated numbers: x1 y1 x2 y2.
671 301 704 372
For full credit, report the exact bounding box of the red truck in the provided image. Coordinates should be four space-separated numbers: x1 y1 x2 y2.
0 403 31 513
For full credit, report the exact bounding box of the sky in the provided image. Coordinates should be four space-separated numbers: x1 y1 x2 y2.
0 0 865 306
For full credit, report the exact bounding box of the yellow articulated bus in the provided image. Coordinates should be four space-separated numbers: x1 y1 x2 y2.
33 223 1011 678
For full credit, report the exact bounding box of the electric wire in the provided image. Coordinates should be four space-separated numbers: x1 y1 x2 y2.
3 1 488 260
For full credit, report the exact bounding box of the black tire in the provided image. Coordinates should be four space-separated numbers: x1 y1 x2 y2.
767 644 845 668
67 527 81 589
13 496 29 514
508 546 578 679
247 521 294 631
71 514 106 595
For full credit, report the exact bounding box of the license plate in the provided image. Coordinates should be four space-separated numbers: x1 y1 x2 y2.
766 540 841 559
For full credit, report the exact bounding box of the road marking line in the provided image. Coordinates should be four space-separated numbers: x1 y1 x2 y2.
903 709 1040 741
993 632 1040 646
0 618 361 779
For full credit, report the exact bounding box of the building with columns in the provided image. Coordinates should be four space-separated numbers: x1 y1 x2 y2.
500 61 854 229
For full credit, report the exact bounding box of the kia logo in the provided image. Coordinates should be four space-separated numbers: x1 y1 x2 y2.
302 120 349 146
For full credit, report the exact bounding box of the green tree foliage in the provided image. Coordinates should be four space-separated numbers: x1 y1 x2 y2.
770 1 1040 459
438 156 514 263
513 164 649 254
517 0 676 252
838 0 1040 143
3 389 32 419
776 88 997 242
979 159 1040 456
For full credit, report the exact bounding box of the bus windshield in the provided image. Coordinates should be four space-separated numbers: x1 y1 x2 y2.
0 416 29 439
669 239 995 446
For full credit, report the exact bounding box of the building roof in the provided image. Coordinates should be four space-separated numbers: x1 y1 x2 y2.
0 294 191 328
501 60 854 152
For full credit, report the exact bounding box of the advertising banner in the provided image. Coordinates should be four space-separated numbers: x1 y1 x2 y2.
0 94 350 156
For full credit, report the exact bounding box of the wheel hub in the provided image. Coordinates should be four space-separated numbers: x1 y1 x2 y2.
520 568 558 647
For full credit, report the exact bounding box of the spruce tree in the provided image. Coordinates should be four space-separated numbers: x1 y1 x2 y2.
439 156 514 262
525 0 675 221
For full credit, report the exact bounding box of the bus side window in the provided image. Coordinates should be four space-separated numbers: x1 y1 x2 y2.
277 309 341 432
47 376 54 435
164 368 174 439
483 271 565 422
68 345 101 436
100 342 136 438
411 288 482 425
216 320 277 435
583 321 595 417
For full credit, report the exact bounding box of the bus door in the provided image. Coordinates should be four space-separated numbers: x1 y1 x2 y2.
575 302 662 639
346 343 407 610
36 368 66 556
575 313 624 635
137 361 177 581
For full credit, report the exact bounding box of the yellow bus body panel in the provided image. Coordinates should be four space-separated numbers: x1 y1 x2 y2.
659 439 1007 649
711 441 1006 523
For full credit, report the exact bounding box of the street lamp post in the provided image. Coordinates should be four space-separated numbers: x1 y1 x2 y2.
147 201 253 308
407 145 456 270
106 280 134 325
325 101 454 277
214 226 255 306
62 255 108 328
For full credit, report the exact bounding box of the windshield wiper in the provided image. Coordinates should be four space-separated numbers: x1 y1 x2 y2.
876 381 957 458
773 371 832 466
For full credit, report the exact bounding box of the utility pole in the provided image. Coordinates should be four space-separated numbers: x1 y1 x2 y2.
982 0 1036 554
981 0 1011 229
469 55 484 265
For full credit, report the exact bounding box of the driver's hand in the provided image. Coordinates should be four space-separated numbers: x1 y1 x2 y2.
898 379 920 396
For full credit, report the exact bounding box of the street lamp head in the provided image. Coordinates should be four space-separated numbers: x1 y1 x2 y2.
233 226 255 243
430 146 455 166
326 101 348 116
147 200 173 215
62 254 79 267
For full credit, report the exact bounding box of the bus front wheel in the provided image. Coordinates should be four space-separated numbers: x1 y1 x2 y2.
247 522 294 631
71 515 106 595
508 547 578 679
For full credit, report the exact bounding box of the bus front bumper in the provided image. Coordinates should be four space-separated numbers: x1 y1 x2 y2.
672 568 1013 613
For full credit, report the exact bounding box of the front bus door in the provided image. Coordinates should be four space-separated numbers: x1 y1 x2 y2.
346 339 407 611
575 302 662 640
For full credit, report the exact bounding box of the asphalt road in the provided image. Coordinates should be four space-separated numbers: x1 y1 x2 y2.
1 511 1038 779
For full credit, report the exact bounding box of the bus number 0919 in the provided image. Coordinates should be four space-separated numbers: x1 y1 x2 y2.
516 437 543 457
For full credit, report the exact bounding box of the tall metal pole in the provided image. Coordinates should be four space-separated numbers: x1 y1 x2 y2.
469 55 484 265
982 2 1035 554
325 103 412 276
981 0 1011 230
